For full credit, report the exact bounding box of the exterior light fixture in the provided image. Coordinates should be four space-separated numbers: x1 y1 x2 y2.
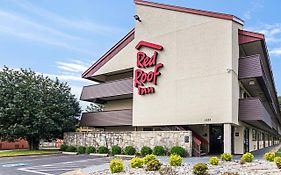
249 80 255 85
134 15 141 22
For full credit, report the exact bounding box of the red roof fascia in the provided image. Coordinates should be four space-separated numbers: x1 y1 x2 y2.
135 0 244 25
82 28 135 79
238 29 264 44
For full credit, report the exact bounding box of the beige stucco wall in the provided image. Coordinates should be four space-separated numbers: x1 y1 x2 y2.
103 99 132 111
233 125 244 154
133 5 242 126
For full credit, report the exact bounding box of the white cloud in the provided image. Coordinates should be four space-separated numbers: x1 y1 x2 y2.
56 60 88 73
246 23 281 43
270 48 281 56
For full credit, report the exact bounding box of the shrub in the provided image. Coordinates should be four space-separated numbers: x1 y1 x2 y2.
274 157 281 169
170 146 186 157
141 146 153 156
241 152 254 163
169 154 182 166
77 146 86 154
153 146 166 156
130 157 144 168
60 144 68 151
240 159 246 165
124 146 136 155
66 145 77 152
264 152 276 162
144 154 157 165
192 163 208 175
97 146 109 154
145 159 162 171
159 165 177 175
109 159 124 173
221 153 232 161
209 156 219 165
111 145 122 155
86 146 95 154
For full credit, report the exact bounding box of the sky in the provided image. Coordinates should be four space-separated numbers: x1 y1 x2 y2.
0 0 281 110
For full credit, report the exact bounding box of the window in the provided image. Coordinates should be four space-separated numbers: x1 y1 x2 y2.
252 129 257 141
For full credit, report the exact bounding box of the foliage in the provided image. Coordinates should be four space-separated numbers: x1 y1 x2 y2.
77 146 86 154
153 146 166 156
145 159 162 171
0 149 59 157
109 159 124 173
124 146 136 155
85 103 103 112
170 146 186 157
209 156 219 165
264 152 276 162
141 146 153 156
221 153 232 161
97 146 109 154
274 157 281 169
159 165 177 175
130 157 144 168
86 146 95 154
111 145 122 155
66 145 77 152
169 154 183 166
60 144 68 151
192 163 208 175
241 152 254 162
0 67 80 150
144 154 157 165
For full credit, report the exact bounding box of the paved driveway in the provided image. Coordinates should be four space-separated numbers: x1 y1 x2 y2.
0 154 110 175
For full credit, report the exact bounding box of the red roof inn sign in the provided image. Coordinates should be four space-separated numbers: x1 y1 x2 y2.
134 41 164 95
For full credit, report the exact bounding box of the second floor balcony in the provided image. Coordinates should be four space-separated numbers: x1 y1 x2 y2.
80 78 133 102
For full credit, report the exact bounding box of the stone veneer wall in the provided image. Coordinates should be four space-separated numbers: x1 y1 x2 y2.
64 131 192 156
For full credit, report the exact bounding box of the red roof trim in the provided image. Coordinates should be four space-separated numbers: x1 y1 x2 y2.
135 0 244 25
82 28 135 79
238 29 264 44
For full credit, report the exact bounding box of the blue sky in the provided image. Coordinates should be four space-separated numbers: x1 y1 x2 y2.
0 0 281 110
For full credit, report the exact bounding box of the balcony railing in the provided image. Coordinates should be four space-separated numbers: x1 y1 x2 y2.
80 109 132 127
239 97 272 129
80 78 133 102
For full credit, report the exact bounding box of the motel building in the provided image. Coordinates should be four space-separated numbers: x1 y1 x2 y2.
79 0 281 156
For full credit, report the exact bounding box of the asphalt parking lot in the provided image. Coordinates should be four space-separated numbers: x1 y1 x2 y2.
0 154 110 175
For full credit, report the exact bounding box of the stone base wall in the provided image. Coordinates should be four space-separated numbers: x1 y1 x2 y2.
64 131 192 156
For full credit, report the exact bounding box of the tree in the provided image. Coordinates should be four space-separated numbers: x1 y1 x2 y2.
278 96 281 110
0 67 81 150
85 103 103 112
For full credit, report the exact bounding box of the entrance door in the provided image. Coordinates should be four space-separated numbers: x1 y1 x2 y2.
209 125 224 154
244 128 249 153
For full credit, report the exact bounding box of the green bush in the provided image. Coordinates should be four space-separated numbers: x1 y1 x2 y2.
241 152 254 162
145 159 162 171
169 154 182 166
97 146 109 154
66 145 77 152
86 146 95 154
274 157 281 169
192 163 208 175
130 157 144 168
264 152 276 162
170 146 186 157
141 146 152 156
209 156 219 165
124 146 136 155
159 165 177 175
111 145 122 155
144 154 157 165
109 159 124 173
77 146 86 154
221 153 232 161
60 144 68 151
153 146 166 156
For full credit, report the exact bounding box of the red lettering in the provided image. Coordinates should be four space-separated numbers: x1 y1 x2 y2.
136 51 158 68
153 63 163 85
138 87 155 95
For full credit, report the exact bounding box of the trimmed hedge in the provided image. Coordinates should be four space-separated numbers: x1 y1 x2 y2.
111 145 122 155
86 146 96 154
97 146 109 154
170 146 186 157
153 146 166 156
140 146 152 156
124 146 136 155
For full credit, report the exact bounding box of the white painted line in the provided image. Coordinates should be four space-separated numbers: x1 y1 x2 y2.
18 167 53 175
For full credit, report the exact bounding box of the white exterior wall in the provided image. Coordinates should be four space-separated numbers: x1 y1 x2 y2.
133 5 241 126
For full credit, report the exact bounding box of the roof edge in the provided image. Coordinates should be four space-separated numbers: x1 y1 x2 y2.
135 0 244 25
82 28 135 79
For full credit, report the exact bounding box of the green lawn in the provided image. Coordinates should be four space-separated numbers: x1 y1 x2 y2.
0 149 60 157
